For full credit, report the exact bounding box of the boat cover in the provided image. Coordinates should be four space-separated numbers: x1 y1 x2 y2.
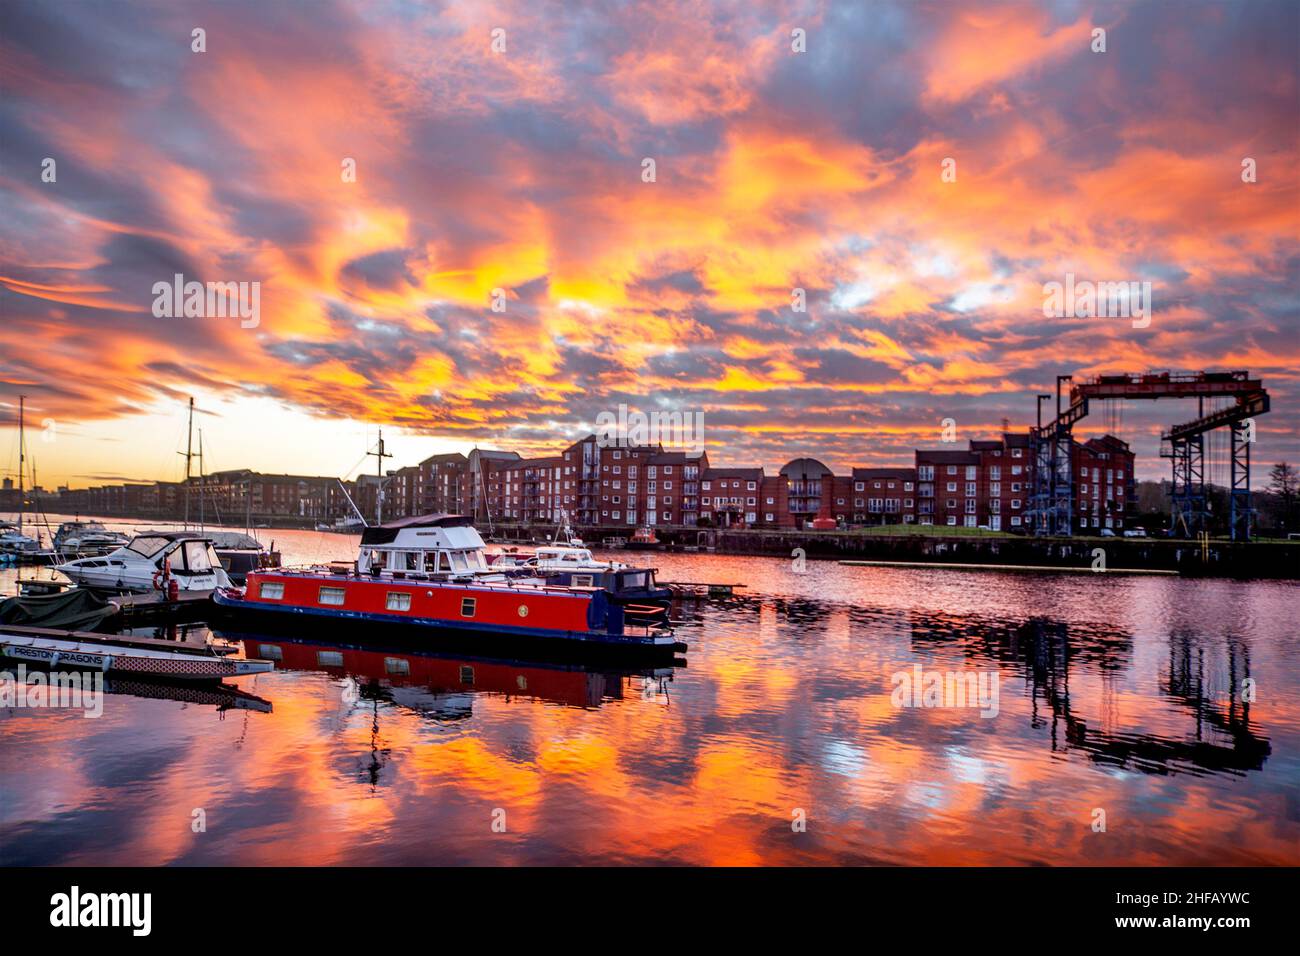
0 588 119 631
360 514 473 545
206 531 264 550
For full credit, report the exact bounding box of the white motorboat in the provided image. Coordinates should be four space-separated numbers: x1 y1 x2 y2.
316 515 365 533
529 545 628 572
0 523 41 555
53 531 233 592
0 523 54 563
52 521 130 556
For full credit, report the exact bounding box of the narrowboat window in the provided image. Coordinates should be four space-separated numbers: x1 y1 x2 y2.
317 650 344 667
257 644 283 660
319 586 346 606
449 551 470 572
573 574 594 587
460 597 476 617
404 552 419 571
469 551 487 571
384 657 410 676
460 665 475 685
423 552 439 573
386 592 412 611
259 581 285 600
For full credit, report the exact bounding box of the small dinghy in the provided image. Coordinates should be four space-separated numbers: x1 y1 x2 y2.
0 625 274 681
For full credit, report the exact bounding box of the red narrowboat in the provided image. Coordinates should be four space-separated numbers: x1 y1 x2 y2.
213 570 680 657
212 514 683 658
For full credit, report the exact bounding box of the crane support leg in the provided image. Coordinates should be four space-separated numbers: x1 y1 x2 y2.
1230 422 1252 542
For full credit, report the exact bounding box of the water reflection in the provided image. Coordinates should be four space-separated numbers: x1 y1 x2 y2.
2 532 1297 866
99 675 272 714
235 633 675 715
906 613 1271 777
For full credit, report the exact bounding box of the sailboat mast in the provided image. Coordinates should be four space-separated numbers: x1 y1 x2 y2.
17 395 24 534
183 396 194 527
198 428 205 531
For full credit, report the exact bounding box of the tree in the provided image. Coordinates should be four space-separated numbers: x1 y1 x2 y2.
1268 462 1297 533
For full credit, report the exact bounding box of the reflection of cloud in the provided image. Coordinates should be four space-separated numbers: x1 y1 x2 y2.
0 0 1296 481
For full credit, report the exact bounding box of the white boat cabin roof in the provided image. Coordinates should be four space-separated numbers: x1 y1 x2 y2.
359 514 485 552
534 546 597 563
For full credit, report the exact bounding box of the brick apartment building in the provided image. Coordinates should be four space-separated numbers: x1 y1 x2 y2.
40 428 1135 536
1074 435 1137 533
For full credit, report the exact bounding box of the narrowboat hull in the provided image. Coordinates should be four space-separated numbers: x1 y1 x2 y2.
213 571 685 660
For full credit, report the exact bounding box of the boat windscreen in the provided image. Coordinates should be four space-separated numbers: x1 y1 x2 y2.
126 535 172 557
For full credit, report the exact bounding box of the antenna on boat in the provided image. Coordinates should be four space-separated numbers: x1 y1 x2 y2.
368 427 393 524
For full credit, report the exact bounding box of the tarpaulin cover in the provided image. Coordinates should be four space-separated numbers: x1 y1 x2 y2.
0 588 119 632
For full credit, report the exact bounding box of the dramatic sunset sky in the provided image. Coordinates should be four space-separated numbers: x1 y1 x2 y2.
1 0 1297 490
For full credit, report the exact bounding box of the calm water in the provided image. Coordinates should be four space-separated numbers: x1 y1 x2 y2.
2 516 1298 865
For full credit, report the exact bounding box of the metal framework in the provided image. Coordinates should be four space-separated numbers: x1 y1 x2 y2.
1163 433 1206 537
1031 371 1269 541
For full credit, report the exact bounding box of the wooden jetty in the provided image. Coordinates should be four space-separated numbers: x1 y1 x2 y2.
109 589 215 625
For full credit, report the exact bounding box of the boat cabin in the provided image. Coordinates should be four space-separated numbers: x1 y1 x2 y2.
121 532 224 576
356 514 491 579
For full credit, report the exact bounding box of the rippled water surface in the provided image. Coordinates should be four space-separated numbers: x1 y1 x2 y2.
2 518 1298 865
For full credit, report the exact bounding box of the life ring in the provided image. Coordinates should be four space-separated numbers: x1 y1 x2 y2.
152 569 167 590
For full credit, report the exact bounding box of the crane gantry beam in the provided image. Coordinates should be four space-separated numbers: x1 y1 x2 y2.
1029 370 1269 541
